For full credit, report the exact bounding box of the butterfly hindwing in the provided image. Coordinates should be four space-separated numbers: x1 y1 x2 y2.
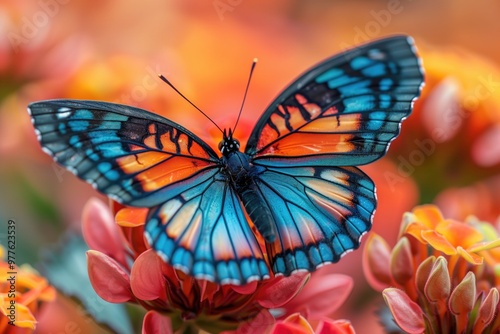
250 161 376 275
28 100 220 207
245 35 424 166
145 174 269 284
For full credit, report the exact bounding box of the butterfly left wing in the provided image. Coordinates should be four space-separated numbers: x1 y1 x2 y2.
145 174 270 284
28 100 220 208
245 35 424 166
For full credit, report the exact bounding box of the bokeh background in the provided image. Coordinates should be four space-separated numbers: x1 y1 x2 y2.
2 0 500 333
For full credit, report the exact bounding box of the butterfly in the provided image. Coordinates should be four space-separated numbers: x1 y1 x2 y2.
28 35 424 285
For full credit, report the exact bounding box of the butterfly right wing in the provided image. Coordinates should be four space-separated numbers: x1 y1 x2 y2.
28 100 220 208
145 173 270 284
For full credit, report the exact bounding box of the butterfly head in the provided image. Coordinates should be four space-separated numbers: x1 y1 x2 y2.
219 129 240 156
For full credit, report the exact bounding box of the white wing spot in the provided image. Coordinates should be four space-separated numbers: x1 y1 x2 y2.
57 107 71 119
42 147 54 156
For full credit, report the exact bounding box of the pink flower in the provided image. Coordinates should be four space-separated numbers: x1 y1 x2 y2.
83 198 355 333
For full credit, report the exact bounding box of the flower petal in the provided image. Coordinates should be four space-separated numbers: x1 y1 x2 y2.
0 301 37 329
449 272 476 333
131 249 167 301
270 313 314 334
435 220 483 248
468 238 500 253
283 273 353 320
116 207 148 227
415 256 436 296
421 230 457 255
257 273 309 308
449 272 476 315
230 281 258 295
412 205 445 229
82 198 127 266
390 237 414 285
424 257 450 303
474 288 499 333
142 310 173 334
362 233 393 291
236 309 275 334
383 288 425 334
456 246 483 265
86 250 132 303
316 319 356 334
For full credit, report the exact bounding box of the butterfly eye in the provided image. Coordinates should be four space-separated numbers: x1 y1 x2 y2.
218 140 225 151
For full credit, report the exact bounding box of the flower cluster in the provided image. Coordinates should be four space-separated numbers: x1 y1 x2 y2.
83 198 355 333
364 205 500 333
0 246 56 333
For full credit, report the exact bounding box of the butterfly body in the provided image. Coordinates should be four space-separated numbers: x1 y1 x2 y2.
222 149 277 242
28 36 424 285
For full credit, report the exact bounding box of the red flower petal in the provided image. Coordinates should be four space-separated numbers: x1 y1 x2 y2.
449 272 476 333
474 288 499 333
383 288 425 334
283 273 353 320
449 272 476 315
235 309 275 334
316 319 356 334
257 273 309 308
82 198 127 266
390 237 414 285
131 249 167 301
415 256 436 296
270 314 314 334
142 310 173 334
86 250 132 303
424 257 450 303
362 233 393 291
230 280 258 295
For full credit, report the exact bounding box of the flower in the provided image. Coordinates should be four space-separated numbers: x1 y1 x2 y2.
0 245 56 333
363 205 500 333
83 198 357 333
263 313 355 334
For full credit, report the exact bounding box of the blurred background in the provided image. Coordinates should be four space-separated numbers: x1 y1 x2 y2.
1 0 500 333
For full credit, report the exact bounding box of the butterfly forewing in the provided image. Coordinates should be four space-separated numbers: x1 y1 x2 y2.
246 35 424 167
28 100 220 207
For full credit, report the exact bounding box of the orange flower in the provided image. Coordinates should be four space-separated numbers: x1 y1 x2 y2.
364 205 500 333
0 246 56 333
403 205 500 265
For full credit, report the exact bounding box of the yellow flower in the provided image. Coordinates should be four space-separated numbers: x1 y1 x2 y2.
364 205 500 333
403 205 500 265
0 246 56 333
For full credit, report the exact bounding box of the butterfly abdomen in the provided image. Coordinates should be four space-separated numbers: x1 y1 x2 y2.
240 187 276 243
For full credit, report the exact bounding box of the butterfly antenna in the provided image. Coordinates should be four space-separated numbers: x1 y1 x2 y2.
158 74 224 134
232 58 258 133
